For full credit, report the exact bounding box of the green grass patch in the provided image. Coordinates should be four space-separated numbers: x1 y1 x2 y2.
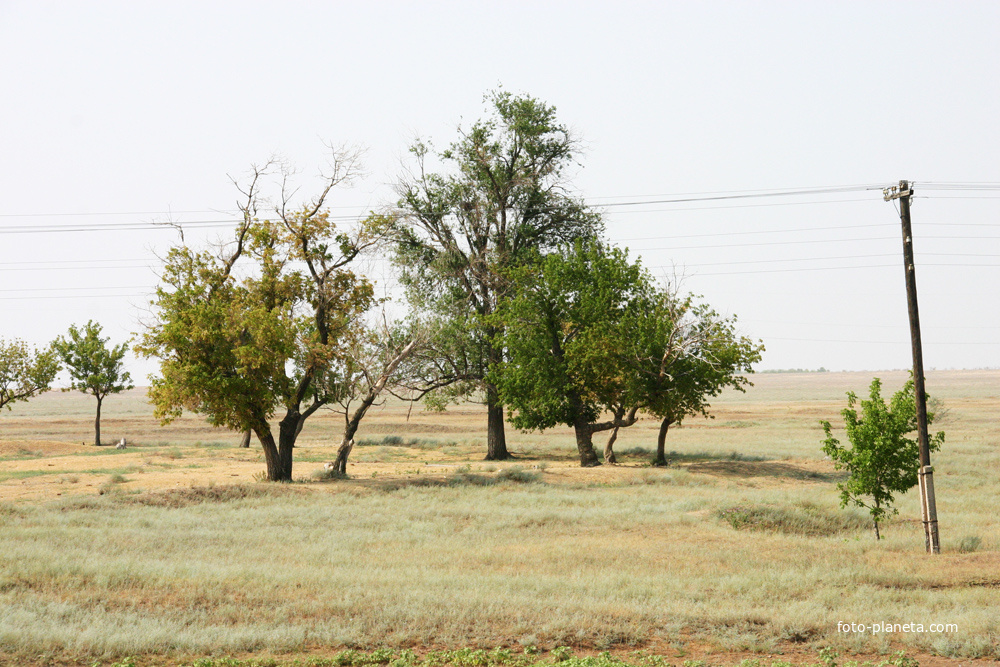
717 502 871 536
79 465 145 476
0 469 56 482
69 648 925 667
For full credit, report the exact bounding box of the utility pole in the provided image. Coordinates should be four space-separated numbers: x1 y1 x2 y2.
884 180 940 554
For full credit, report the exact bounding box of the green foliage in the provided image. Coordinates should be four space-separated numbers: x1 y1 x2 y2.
491 241 648 433
551 647 574 662
821 377 944 538
0 337 59 411
54 321 133 444
626 289 763 428
73 649 920 667
138 155 387 480
393 89 603 414
140 214 374 432
491 240 760 467
103 657 138 667
53 320 133 400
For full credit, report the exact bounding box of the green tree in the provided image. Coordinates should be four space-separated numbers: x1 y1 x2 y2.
53 321 133 446
490 242 648 467
821 377 944 540
394 89 603 460
625 289 763 466
0 338 60 412
138 152 389 481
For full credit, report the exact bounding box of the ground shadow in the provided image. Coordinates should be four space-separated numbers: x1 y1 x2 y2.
685 459 845 482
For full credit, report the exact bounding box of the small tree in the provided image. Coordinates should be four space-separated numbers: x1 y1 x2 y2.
53 321 133 446
0 338 60 412
315 316 422 475
625 289 763 466
821 377 944 540
491 242 648 467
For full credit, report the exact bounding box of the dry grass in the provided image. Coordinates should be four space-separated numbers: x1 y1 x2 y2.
0 371 998 664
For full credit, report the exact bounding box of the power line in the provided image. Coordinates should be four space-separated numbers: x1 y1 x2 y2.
0 220 241 235
0 264 154 272
0 293 150 301
766 336 995 345
603 197 878 214
685 262 999 277
597 184 886 208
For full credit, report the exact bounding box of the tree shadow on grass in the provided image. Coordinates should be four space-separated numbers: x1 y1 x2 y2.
686 459 846 483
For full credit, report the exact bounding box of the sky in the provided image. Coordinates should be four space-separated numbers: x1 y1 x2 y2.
1 1 998 384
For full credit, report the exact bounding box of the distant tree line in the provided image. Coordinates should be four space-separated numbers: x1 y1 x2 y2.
759 367 829 374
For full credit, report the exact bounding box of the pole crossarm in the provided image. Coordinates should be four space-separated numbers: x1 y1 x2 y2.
883 183 913 201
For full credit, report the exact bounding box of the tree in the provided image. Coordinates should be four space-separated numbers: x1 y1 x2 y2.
491 242 648 467
623 289 763 466
53 321 133 446
394 89 603 460
0 338 60 412
138 150 390 481
317 315 422 474
821 377 944 540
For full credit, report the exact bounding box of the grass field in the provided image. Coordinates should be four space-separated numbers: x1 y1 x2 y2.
0 371 998 666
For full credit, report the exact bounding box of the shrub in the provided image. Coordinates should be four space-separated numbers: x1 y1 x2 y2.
717 502 869 536
958 535 982 553
495 465 541 484
311 467 347 481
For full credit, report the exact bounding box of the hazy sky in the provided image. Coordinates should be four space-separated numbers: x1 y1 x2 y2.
2 1 998 382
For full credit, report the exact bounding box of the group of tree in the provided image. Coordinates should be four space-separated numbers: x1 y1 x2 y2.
1 321 132 446
126 89 764 481
491 242 762 467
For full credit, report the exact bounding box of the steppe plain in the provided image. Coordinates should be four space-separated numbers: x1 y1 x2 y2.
1 370 998 667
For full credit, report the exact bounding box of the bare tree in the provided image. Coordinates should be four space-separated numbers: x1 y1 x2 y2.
320 315 424 474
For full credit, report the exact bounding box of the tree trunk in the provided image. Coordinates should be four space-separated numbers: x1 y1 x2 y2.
485 382 510 461
653 418 672 466
255 426 283 482
333 411 365 474
873 498 881 540
574 419 602 467
333 437 355 475
276 412 297 481
603 425 620 464
239 430 252 448
94 396 103 446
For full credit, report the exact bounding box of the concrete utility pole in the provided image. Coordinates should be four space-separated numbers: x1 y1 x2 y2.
884 180 940 554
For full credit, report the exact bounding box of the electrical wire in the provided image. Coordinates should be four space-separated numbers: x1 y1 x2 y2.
766 336 995 345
